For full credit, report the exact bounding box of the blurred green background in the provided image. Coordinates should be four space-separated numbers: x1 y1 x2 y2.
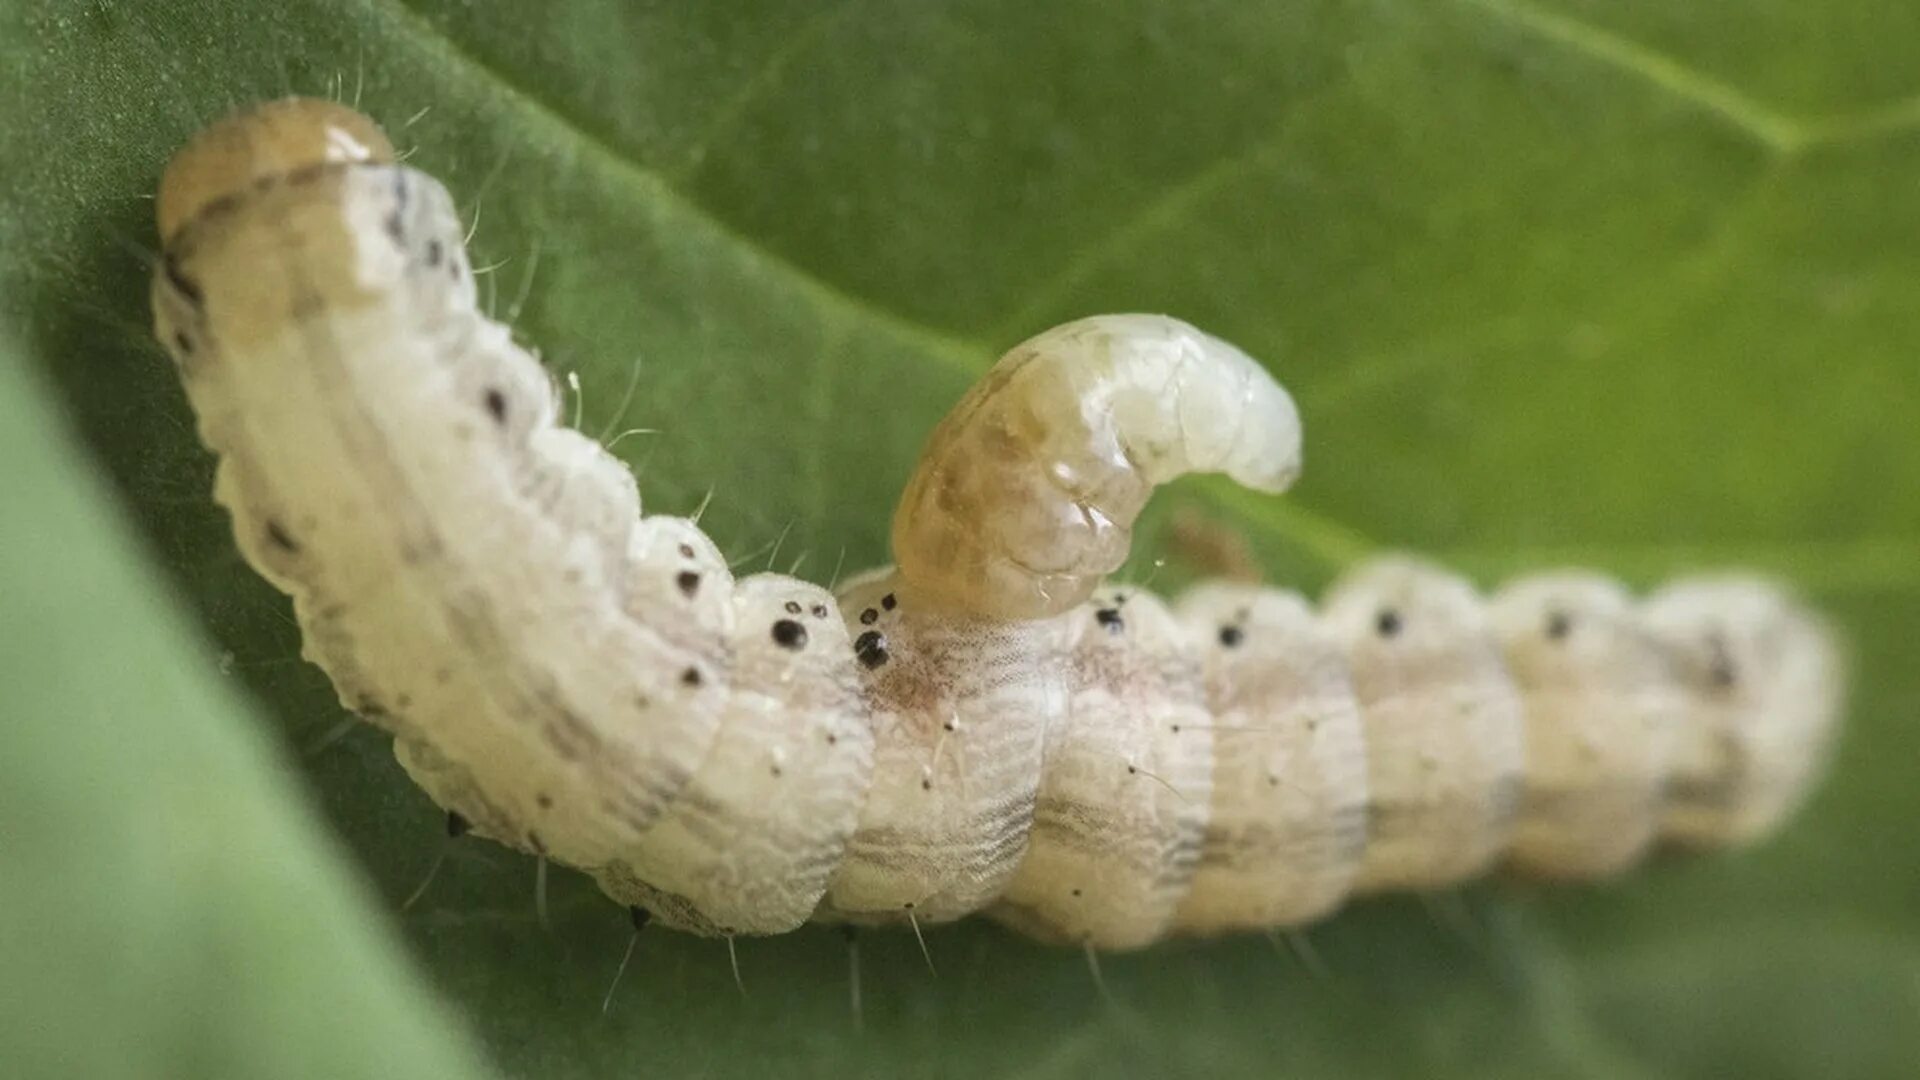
2 2 1917 1077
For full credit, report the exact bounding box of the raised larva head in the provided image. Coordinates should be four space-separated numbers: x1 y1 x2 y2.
158 97 395 242
891 314 1301 620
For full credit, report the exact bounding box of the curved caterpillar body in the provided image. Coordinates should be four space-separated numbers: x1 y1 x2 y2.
153 100 1845 950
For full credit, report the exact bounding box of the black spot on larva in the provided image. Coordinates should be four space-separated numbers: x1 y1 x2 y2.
1095 608 1124 634
630 906 652 932
903 902 915 910
1376 608 1403 638
446 811 471 838
859 608 878 625
385 212 405 242
678 543 696 559
811 603 830 619
426 239 443 267
770 763 783 778
854 630 889 669
1546 611 1573 640
162 255 203 306
826 732 839 745
172 331 193 355
527 832 547 855
1071 888 1083 897
772 619 808 650
881 593 897 611
1218 624 1245 648
1126 765 1138 775
785 600 803 615
681 666 704 688
355 697 388 719
483 388 508 424
264 519 300 553
449 254 463 281
536 793 553 809
921 777 933 791
676 570 701 598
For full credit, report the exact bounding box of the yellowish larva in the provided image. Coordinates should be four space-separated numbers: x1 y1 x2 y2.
154 99 1845 953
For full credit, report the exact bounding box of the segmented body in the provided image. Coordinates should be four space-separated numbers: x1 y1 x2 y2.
153 100 1846 949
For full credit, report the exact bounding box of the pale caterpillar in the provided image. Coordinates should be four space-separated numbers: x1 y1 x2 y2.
152 98 1845 953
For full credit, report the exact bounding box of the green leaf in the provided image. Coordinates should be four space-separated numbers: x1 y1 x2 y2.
4 2 1917 1077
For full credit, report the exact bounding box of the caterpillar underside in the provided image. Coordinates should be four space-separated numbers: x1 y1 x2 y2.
151 99 1844 951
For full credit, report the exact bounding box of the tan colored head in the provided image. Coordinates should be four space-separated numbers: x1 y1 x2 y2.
157 97 395 243
890 315 1301 621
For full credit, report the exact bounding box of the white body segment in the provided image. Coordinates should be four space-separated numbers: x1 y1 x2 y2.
1322 558 1527 893
1171 584 1368 934
992 587 1214 949
1490 573 1682 879
818 571 1060 926
1644 577 1845 847
595 574 875 935
154 99 1847 952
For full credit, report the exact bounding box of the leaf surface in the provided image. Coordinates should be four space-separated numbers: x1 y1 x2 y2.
4 2 1917 1077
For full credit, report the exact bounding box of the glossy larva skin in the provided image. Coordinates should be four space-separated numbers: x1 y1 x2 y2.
891 314 1303 621
1322 558 1527 893
156 99 1846 951
1490 573 1683 879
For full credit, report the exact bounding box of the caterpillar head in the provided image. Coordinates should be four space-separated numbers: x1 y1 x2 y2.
890 314 1301 620
158 97 394 243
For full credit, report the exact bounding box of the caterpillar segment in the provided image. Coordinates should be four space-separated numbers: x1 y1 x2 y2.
154 99 1846 951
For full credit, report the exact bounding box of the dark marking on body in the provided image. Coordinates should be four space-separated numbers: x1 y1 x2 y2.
682 666 704 688
1218 624 1244 648
162 255 203 306
1376 608 1403 637
1095 608 1124 634
854 630 889 669
484 388 508 424
677 570 701 597
264 519 300 553
772 619 808 650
